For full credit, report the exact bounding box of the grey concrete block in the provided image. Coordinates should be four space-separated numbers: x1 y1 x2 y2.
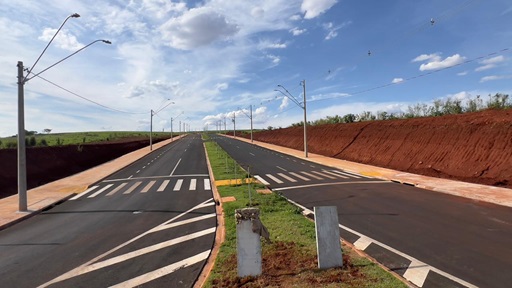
315 206 343 269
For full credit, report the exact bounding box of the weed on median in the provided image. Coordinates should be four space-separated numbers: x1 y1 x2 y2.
203 135 407 288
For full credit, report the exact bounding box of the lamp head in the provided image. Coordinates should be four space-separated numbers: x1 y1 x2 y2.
71 13 80 18
102 40 112 44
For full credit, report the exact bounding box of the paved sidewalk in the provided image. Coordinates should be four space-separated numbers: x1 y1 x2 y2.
0 136 182 230
229 136 512 208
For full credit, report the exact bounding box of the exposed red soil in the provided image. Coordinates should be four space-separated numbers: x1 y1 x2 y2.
0 136 170 199
238 109 512 189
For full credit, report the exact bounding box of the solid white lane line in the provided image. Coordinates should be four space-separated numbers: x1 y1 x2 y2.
110 250 211 288
123 181 142 194
173 179 183 191
300 171 323 180
204 179 211 190
141 180 156 193
87 184 113 198
323 170 349 179
276 166 287 172
189 179 197 190
266 174 284 184
277 173 297 182
106 183 127 196
150 213 216 233
157 180 170 192
311 171 336 179
70 186 98 200
170 158 182 176
254 175 270 185
289 172 310 181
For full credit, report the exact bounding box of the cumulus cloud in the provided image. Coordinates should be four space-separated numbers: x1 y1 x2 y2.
290 27 307 36
160 7 239 50
322 21 351 40
38 28 83 51
392 78 404 84
267 54 281 65
301 0 338 19
475 55 506 72
412 53 466 71
279 96 289 110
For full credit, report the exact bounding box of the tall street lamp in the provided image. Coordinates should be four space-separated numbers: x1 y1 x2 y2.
275 80 307 157
150 100 174 151
170 111 183 140
238 105 253 143
17 13 111 212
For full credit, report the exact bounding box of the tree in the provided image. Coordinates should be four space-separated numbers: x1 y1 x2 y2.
43 128 52 134
342 114 356 123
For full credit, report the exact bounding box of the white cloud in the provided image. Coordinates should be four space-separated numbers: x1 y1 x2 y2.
475 55 506 72
279 96 290 110
392 78 404 84
289 14 302 21
457 71 468 76
160 7 240 50
301 0 338 19
290 27 307 36
323 21 351 40
267 54 281 65
215 82 229 91
38 28 84 51
251 7 265 18
480 75 512 83
414 54 466 71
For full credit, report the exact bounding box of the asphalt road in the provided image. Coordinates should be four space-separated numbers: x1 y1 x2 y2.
0 134 216 287
212 135 512 288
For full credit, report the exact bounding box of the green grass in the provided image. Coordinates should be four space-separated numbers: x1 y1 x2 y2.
0 131 181 149
202 134 407 287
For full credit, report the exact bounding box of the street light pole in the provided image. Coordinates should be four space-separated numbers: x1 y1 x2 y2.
150 109 154 151
302 80 308 157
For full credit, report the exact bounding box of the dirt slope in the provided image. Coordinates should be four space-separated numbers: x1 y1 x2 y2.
243 109 512 189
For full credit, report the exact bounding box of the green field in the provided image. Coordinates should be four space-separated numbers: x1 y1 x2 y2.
202 134 407 288
0 131 179 149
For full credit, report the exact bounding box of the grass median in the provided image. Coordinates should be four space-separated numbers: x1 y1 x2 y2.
202 135 407 288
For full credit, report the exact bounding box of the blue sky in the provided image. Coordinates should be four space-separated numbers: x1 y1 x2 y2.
1 0 511 137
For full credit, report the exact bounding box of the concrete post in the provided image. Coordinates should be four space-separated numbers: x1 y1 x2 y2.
236 208 263 277
314 206 343 269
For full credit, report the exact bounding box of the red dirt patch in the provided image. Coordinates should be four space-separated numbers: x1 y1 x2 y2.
241 109 512 189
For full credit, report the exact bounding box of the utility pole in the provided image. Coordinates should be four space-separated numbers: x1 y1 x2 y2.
232 113 236 137
302 80 308 157
17 61 27 211
250 104 253 143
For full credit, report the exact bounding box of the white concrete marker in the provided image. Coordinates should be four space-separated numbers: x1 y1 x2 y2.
353 235 373 250
403 259 430 287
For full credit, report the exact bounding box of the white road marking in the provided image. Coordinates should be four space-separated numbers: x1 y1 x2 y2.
204 179 211 190
141 180 156 193
286 200 478 288
110 250 211 288
311 171 336 179
254 175 270 185
332 170 362 179
150 213 216 233
136 170 140 174
276 166 287 172
173 179 183 191
170 158 182 176
353 235 373 250
70 186 98 200
142 166 146 169
289 172 310 181
273 181 389 191
123 181 142 194
128 175 133 179
277 173 297 182
266 174 284 184
300 171 323 180
103 174 209 183
403 259 430 287
189 179 197 190
249 153 255 156
87 184 113 198
323 170 349 179
157 180 170 192
106 183 127 196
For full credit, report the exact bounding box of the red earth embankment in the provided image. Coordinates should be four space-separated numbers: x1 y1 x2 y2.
0 137 169 199
242 109 512 189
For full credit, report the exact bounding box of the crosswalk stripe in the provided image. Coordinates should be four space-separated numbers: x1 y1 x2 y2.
300 171 323 180
106 183 127 196
204 179 211 190
289 172 310 181
277 173 297 182
88 184 113 198
266 174 284 184
323 170 349 179
190 179 197 190
332 170 362 179
174 179 183 191
141 180 156 193
254 175 270 185
70 186 98 200
124 181 142 194
157 180 170 192
311 171 336 179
